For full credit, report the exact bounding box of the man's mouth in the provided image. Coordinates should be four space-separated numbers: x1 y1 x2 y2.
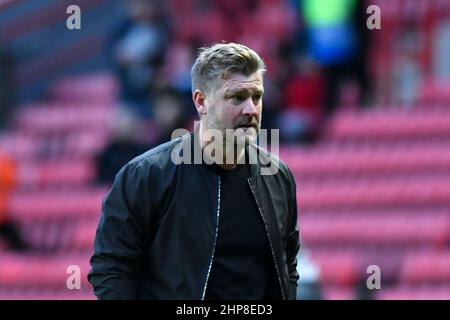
236 123 256 129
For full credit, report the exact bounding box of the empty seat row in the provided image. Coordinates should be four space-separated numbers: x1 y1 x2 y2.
17 159 96 187
377 285 450 300
308 252 360 286
0 253 92 288
281 141 450 176
0 289 96 300
301 214 450 246
15 105 112 133
299 177 450 209
9 187 108 220
327 108 450 140
399 250 450 283
0 133 39 159
47 73 118 104
0 130 111 160
301 206 450 219
419 80 450 104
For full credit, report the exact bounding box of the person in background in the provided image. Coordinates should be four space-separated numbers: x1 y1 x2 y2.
0 44 14 129
96 109 149 185
111 0 171 119
0 150 29 251
150 88 189 145
277 55 324 143
300 0 372 117
96 88 188 185
296 250 323 300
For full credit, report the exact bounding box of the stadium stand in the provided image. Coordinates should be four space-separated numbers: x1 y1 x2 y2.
0 0 449 300
0 69 448 299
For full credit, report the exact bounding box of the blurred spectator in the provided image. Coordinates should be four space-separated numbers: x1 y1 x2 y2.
111 0 171 119
0 44 14 129
296 250 323 300
300 0 372 117
96 89 187 185
258 76 283 134
161 39 201 118
277 55 324 143
0 150 28 251
355 276 375 300
391 22 422 106
433 18 450 81
151 88 188 145
96 108 149 185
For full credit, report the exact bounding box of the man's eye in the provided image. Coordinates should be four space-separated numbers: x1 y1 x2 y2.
253 95 262 102
230 96 245 103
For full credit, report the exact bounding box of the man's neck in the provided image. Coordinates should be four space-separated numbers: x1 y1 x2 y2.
199 122 245 170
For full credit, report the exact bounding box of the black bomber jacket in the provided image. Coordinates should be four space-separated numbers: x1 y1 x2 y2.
88 131 301 300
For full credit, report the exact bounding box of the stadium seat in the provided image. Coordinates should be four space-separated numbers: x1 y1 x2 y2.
298 177 450 209
399 250 450 283
377 285 450 300
301 214 450 246
47 73 118 104
308 251 360 286
0 252 91 288
17 159 96 187
8 187 108 220
281 141 450 177
326 108 450 140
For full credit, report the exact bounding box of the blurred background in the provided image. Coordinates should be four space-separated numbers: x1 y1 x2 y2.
0 0 449 300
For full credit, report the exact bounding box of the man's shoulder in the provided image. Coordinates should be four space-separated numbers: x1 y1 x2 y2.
132 138 181 163
121 136 185 175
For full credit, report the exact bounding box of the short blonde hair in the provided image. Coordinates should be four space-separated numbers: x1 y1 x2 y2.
191 42 266 94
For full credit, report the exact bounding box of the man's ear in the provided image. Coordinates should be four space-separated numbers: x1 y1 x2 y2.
193 89 207 116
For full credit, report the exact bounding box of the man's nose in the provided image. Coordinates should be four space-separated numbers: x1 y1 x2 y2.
242 98 258 116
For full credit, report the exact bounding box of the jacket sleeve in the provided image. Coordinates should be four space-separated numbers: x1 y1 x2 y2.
88 162 154 299
286 168 300 299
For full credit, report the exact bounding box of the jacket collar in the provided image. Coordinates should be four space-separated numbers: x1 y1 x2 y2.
187 127 260 178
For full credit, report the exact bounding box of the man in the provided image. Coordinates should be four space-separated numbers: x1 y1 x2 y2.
88 43 300 300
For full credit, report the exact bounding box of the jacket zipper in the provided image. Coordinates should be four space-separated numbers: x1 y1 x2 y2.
201 177 221 300
248 180 286 300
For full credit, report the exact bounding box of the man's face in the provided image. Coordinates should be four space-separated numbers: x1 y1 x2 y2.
203 71 264 145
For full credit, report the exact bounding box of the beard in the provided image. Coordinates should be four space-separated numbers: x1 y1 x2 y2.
201 114 261 166
230 127 257 146
205 113 260 150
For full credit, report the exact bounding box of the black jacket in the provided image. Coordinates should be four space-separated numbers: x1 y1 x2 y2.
88 132 300 300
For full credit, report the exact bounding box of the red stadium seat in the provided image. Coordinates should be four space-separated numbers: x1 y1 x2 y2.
8 187 108 220
377 285 450 300
17 159 96 187
281 141 450 177
298 176 450 209
399 250 450 283
308 251 360 286
326 108 450 141
15 104 112 134
321 285 356 300
0 252 91 288
301 214 450 246
47 73 118 104
71 219 99 251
